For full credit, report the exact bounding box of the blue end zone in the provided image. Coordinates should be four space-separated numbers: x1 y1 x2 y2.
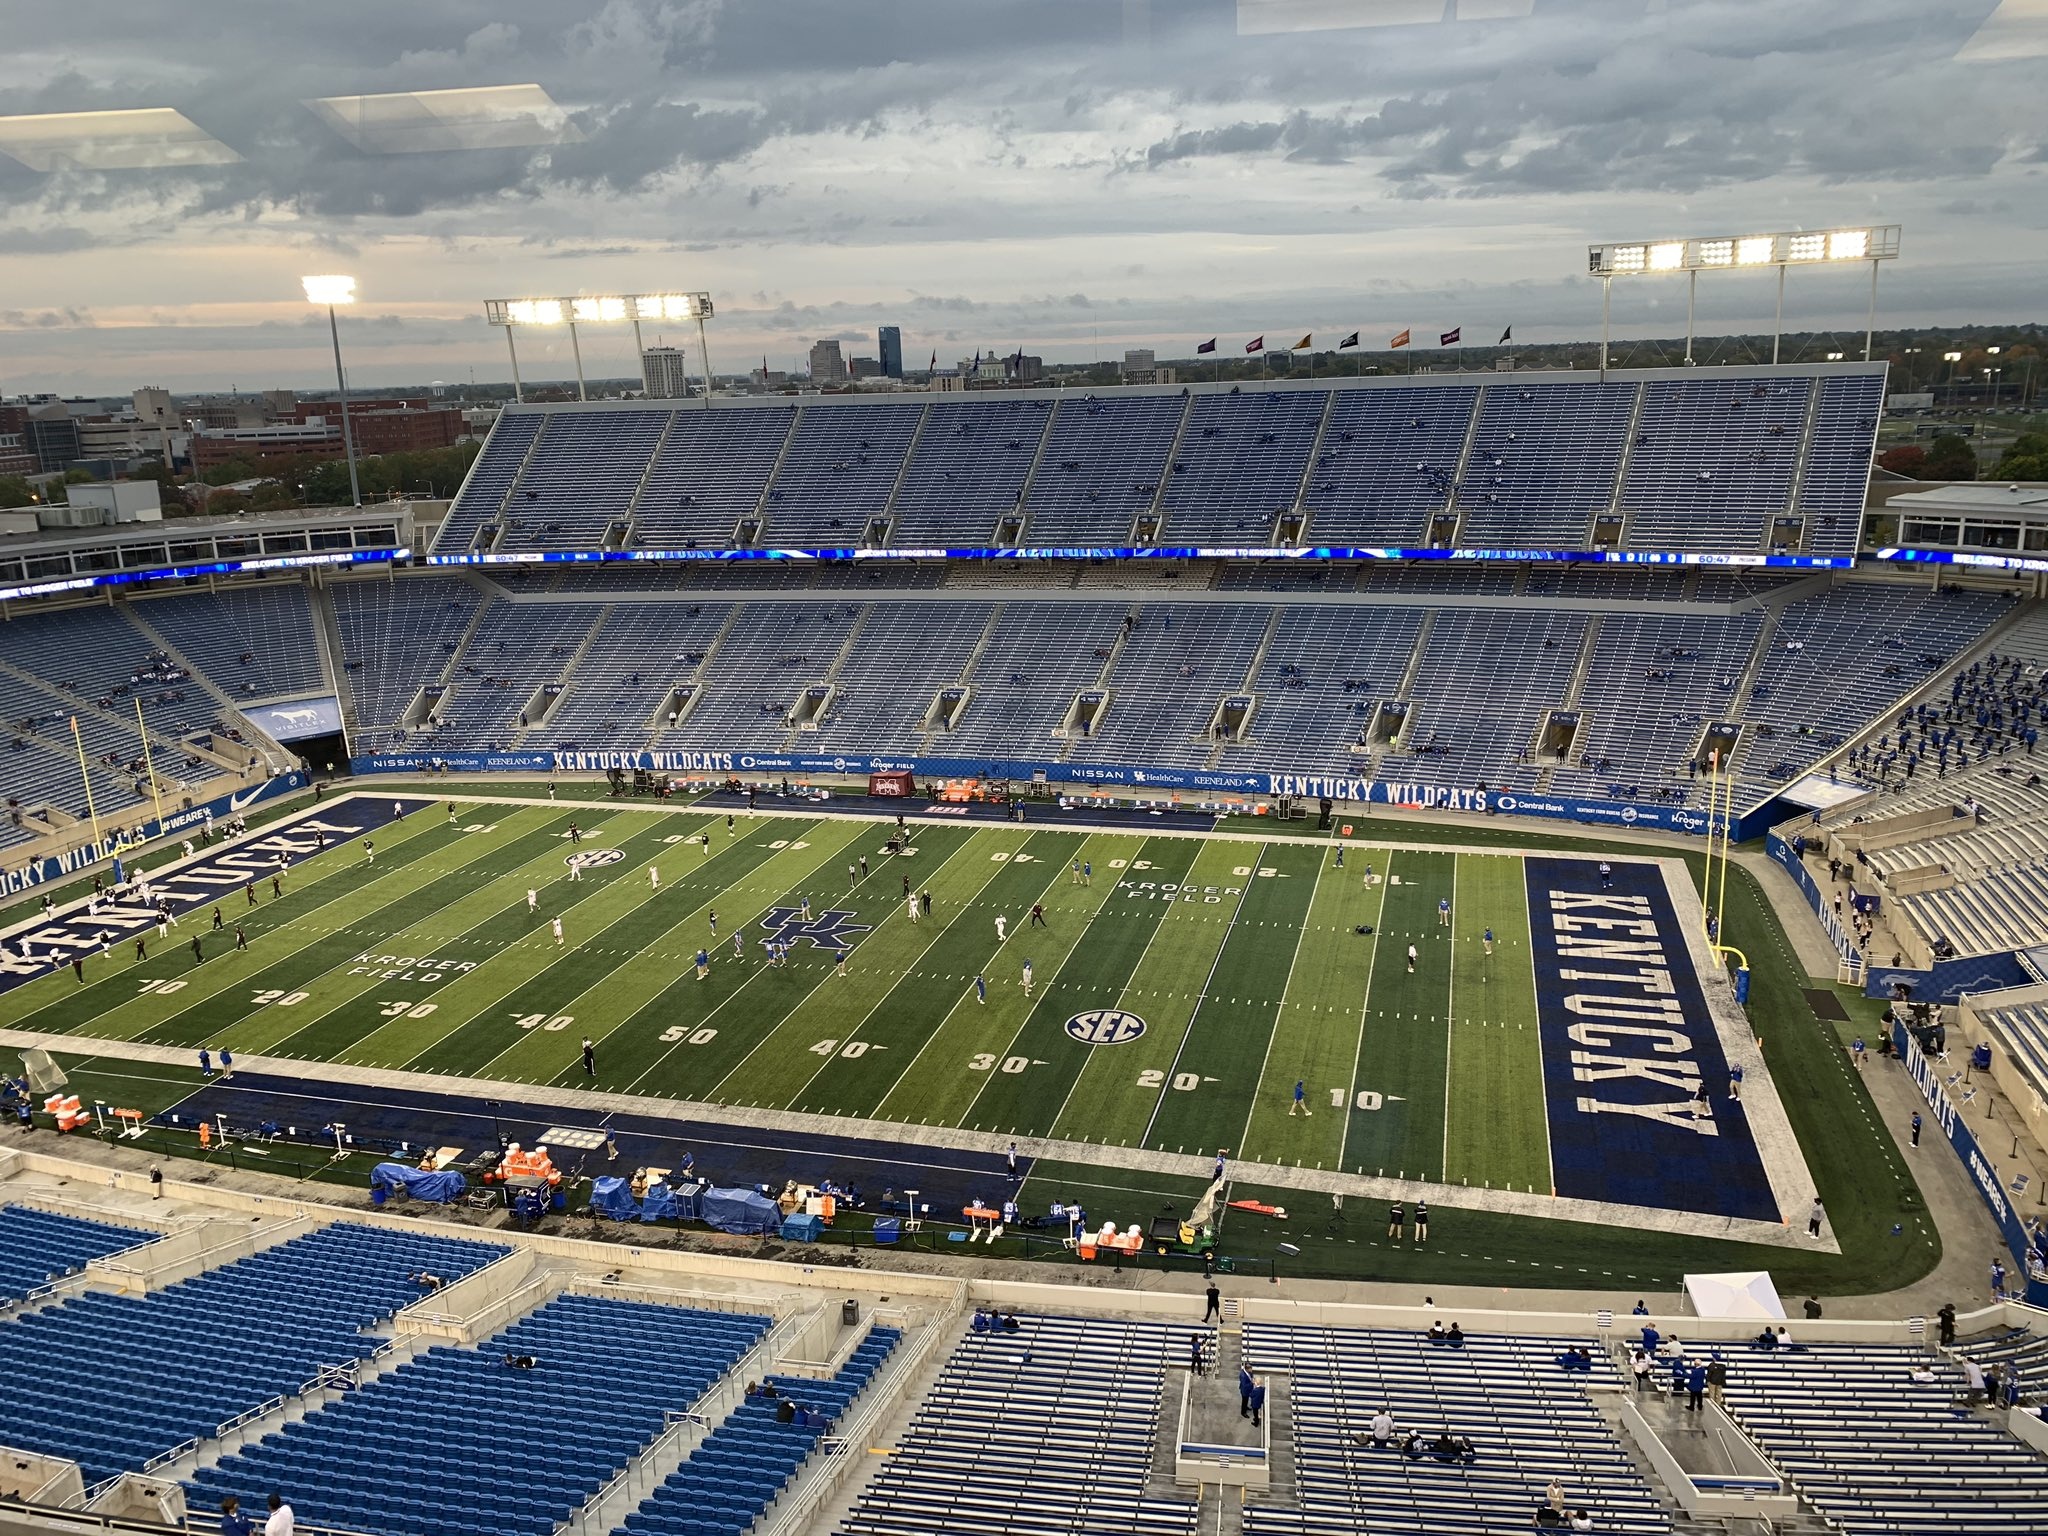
0 796 434 999
1524 857 1778 1222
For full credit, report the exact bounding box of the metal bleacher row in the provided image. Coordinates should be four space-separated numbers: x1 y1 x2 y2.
1722 1338 2048 1536
838 1314 1197 1536
431 365 1882 557
1243 1323 1670 1536
191 1293 774 1536
0 1223 505 1487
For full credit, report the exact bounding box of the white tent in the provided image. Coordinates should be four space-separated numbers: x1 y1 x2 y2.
1684 1271 1787 1320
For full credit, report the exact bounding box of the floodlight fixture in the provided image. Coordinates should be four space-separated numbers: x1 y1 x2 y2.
302 274 361 507
485 292 717 404
1587 224 1901 373
301 274 357 306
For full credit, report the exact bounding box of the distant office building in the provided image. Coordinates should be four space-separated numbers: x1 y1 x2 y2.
23 406 81 474
1007 355 1045 385
809 340 847 383
0 432 33 477
878 326 903 379
849 356 882 380
1121 349 1156 378
642 347 693 399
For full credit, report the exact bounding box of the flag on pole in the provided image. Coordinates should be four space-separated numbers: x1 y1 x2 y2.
1244 336 1264 353
1291 334 1312 351
929 350 937 371
1339 332 1359 349
1440 327 1461 346
1196 338 1217 354
1497 326 1512 345
1390 330 1411 349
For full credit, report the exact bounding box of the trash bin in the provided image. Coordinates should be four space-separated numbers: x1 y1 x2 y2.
842 1298 860 1327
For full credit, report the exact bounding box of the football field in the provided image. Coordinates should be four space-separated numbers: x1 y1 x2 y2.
0 791 1802 1232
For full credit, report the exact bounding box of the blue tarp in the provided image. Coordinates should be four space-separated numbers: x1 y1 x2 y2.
781 1212 823 1243
590 1177 640 1221
702 1186 780 1235
640 1182 679 1222
370 1163 466 1203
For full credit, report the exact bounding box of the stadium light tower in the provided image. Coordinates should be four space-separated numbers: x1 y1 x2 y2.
301 274 362 508
1587 226 1900 376
485 292 716 406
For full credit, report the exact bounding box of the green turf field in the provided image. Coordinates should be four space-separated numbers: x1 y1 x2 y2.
0 799 1573 1185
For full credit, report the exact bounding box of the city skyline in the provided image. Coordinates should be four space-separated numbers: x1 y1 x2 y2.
2 1 2044 394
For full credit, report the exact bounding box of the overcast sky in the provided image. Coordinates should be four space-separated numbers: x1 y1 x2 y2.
2 0 2043 396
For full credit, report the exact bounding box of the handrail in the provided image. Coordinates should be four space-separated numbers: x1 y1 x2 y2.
758 1299 966 1536
564 1303 822 1536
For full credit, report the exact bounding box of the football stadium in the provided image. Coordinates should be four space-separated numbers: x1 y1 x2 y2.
3 6 2048 1536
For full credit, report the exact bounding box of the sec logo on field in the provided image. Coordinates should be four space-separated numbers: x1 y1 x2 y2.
566 848 626 871
1064 1010 1146 1046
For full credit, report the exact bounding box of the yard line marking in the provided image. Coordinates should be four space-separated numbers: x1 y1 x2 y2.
1138 841 1262 1148
1234 850 1327 1161
1441 850 1460 1181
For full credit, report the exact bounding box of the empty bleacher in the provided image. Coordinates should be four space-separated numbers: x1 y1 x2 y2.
437 410 544 552
625 1324 901 1536
1454 380 1635 548
1398 609 1588 787
1233 606 1427 770
635 406 798 548
890 398 1055 546
0 1203 153 1305
837 1314 1196 1536
1023 394 1188 544
499 408 669 550
1161 390 1325 542
1301 384 1475 545
763 401 924 545
1244 1322 1670 1536
190 1292 771 1536
132 583 328 701
1797 373 1885 558
1722 1338 2048 1535
1621 376 1810 552
0 1222 504 1486
1071 604 1269 768
940 602 1129 757
329 574 485 740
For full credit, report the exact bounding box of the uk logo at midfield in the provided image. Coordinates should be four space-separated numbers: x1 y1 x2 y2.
1065 1010 1147 1045
566 848 626 872
757 906 872 950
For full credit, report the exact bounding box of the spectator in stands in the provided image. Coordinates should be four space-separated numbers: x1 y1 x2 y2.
264 1494 293 1536
1630 1349 1652 1392
1249 1376 1267 1427
409 1271 444 1291
1938 1302 1957 1346
502 1353 537 1370
1908 1363 1938 1385
1631 1299 1649 1316
1685 1362 1707 1413
1366 1408 1396 1447
1706 1356 1727 1405
777 1397 797 1424
1567 1512 1594 1533
217 1495 251 1536
1447 1322 1464 1347
1427 1320 1449 1343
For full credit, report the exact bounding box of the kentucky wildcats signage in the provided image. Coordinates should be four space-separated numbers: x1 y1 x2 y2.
1894 1023 2048 1302
0 772 308 902
349 747 1730 837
